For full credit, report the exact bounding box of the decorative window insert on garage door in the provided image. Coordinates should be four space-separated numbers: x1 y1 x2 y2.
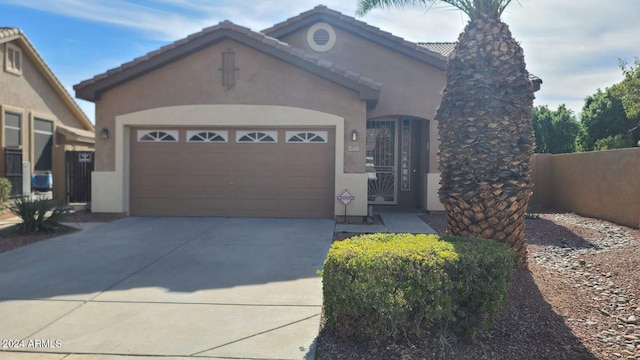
285 131 328 143
186 130 228 142
137 130 178 142
236 131 277 143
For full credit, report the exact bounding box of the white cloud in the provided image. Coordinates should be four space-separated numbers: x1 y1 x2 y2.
6 0 639 119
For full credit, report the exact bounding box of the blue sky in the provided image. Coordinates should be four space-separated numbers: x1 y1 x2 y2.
1 0 639 123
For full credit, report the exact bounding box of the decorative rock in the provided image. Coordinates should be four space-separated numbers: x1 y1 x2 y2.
626 316 638 324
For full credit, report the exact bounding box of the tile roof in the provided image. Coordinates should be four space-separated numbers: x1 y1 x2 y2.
0 27 22 40
417 42 456 57
75 20 382 102
262 5 447 69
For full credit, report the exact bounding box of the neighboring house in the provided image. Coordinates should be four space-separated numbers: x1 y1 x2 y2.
1 27 95 202
74 5 541 219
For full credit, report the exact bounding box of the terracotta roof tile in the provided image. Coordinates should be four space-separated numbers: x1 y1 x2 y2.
290 48 305 58
0 27 21 40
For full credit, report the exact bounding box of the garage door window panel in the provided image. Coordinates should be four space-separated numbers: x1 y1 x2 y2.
137 130 179 142
236 131 277 143
187 130 228 143
285 131 328 143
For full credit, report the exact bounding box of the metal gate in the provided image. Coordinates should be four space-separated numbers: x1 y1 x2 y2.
66 151 94 203
4 149 22 197
366 119 397 204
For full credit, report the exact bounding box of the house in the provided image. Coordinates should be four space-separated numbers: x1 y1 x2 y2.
1 27 95 202
74 5 541 219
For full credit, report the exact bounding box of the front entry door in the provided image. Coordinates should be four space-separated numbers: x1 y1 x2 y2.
366 120 397 204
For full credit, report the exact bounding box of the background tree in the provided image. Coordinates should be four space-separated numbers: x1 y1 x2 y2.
358 0 535 268
532 105 582 154
610 57 640 144
610 58 640 121
594 134 634 150
580 88 632 150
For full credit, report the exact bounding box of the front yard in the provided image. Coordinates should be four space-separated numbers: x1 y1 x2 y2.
318 212 640 360
1 208 638 359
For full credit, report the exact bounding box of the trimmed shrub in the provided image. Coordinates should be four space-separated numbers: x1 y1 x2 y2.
321 233 515 343
0 177 11 205
9 195 71 233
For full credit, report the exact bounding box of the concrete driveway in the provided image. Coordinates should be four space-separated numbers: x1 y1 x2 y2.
0 217 334 359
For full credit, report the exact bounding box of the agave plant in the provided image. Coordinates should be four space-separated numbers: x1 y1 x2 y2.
358 0 535 267
9 195 71 233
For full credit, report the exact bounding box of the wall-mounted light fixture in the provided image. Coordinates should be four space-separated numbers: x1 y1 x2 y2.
351 129 358 142
100 128 109 140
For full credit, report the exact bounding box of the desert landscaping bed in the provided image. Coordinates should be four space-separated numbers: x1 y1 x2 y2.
320 212 640 360
0 209 124 254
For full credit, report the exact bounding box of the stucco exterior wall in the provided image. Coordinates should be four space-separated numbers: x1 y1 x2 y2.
94 39 368 175
279 25 446 173
0 41 86 131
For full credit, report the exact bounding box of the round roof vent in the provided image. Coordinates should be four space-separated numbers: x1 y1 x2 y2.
307 23 336 52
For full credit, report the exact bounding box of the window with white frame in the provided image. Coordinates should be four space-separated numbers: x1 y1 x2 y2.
236 131 277 143
285 131 328 143
137 130 179 142
5 43 22 75
187 130 228 142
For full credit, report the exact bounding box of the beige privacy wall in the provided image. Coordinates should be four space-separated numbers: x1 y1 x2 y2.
530 149 640 228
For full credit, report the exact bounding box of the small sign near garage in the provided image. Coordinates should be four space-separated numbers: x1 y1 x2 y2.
78 152 93 163
347 145 360 152
337 189 355 205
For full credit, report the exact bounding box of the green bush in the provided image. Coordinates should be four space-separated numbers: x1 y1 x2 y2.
0 177 11 205
594 134 634 150
321 233 515 343
9 195 71 233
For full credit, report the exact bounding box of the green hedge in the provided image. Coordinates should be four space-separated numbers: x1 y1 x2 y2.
321 233 515 342
0 177 11 205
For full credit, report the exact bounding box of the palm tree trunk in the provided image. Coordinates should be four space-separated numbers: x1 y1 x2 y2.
436 16 535 268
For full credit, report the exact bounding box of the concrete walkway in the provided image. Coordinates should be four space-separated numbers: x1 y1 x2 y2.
335 211 436 234
0 217 334 360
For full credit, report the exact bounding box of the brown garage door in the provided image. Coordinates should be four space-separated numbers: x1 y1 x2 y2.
130 127 335 218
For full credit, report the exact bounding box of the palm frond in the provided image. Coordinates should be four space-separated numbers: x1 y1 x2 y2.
357 0 514 20
357 0 431 16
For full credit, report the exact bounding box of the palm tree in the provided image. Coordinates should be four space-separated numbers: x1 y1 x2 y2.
358 0 535 268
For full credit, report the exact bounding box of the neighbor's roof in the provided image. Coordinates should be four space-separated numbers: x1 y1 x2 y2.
262 5 448 71
74 20 382 105
417 42 456 57
0 27 94 132
57 123 95 144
